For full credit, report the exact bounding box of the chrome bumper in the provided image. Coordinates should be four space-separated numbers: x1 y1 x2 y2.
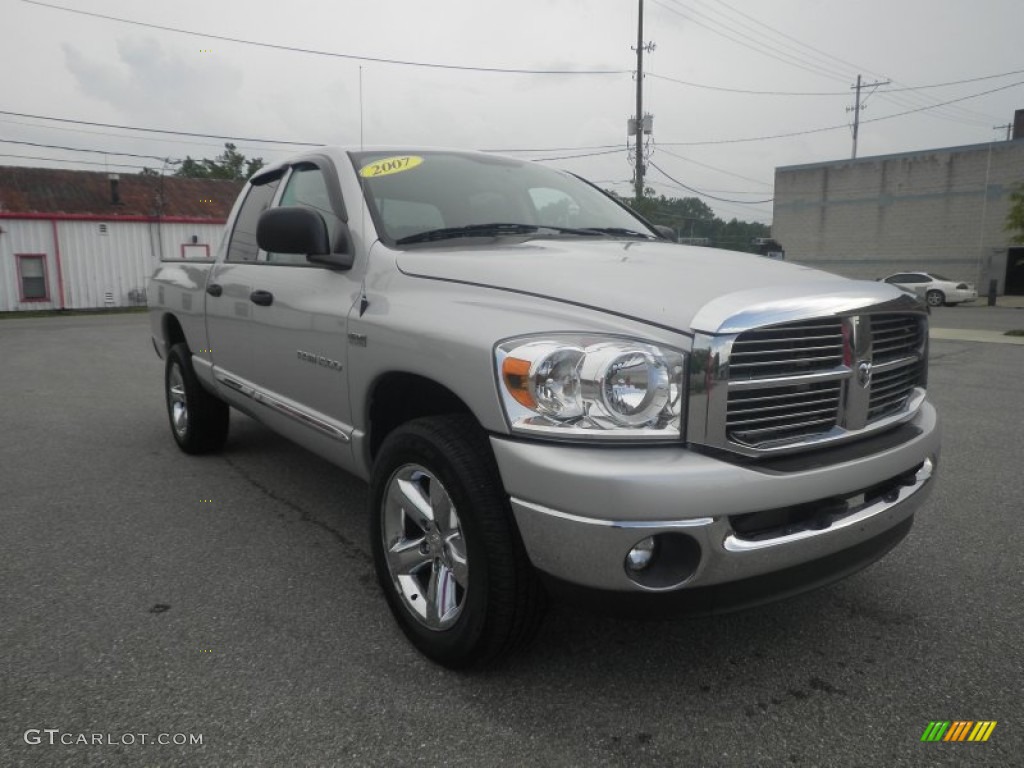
492 401 939 593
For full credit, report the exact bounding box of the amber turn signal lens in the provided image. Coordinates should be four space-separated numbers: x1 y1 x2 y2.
502 357 535 409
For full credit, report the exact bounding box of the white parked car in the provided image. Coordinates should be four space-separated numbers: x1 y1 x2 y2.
881 272 977 307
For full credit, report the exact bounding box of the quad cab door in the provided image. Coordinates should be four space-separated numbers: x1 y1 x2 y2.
206 158 362 460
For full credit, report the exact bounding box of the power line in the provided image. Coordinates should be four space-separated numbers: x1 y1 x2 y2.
701 0 1002 125
22 0 628 76
0 109 322 146
528 148 626 161
655 147 772 187
646 67 1024 97
0 138 178 163
484 143 623 153
859 80 1024 127
0 152 160 171
0 116 292 154
649 161 773 204
659 79 1024 146
647 73 849 96
651 0 851 85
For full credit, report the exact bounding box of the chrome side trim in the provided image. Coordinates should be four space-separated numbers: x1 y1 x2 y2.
511 498 715 529
723 457 934 552
214 370 352 443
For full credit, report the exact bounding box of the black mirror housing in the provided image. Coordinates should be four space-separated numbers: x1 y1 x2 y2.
257 206 331 256
653 225 677 242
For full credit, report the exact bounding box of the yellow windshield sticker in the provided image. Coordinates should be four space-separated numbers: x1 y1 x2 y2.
359 155 424 178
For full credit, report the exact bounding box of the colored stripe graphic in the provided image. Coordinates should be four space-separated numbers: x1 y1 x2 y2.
922 721 997 742
969 722 997 742
945 721 972 741
921 721 950 741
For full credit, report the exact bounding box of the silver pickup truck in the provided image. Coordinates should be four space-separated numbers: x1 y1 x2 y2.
148 148 939 667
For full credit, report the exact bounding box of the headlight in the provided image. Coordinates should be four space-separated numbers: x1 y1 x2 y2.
495 334 686 440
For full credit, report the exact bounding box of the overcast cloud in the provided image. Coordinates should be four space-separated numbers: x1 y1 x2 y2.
3 0 1023 223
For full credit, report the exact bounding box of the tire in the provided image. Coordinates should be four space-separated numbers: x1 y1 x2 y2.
370 415 546 668
165 342 229 454
925 289 945 307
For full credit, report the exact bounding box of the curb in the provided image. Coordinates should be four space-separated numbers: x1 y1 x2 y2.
930 328 1024 345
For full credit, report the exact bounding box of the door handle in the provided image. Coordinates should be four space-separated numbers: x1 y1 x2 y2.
206 283 223 297
250 290 274 306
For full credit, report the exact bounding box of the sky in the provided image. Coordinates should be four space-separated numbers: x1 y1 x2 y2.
2 0 1023 224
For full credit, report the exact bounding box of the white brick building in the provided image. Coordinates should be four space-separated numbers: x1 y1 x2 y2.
772 139 1024 295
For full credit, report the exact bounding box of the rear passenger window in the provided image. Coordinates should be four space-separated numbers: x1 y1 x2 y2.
226 178 280 262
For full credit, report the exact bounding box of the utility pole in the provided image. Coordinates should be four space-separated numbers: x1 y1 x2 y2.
994 123 1012 141
629 0 655 202
634 0 646 202
849 74 890 159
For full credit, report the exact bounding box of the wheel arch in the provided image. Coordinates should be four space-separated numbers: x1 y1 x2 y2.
366 372 476 462
161 312 188 351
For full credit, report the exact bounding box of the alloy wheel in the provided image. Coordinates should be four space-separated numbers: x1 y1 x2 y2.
381 464 469 630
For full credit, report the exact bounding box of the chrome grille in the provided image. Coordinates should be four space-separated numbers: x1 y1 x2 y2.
729 319 844 380
727 381 841 444
871 314 924 363
869 360 922 420
692 305 929 456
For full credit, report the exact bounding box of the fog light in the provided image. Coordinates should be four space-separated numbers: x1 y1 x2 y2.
626 537 657 571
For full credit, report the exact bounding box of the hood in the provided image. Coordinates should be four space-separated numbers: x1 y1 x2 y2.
395 239 910 334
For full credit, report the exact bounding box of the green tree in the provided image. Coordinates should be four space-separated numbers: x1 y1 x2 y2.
1007 182 1024 244
610 190 770 253
175 143 264 181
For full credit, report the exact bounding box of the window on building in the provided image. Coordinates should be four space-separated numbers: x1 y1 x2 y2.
17 254 49 301
226 177 281 263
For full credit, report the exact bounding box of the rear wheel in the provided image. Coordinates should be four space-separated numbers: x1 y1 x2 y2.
370 415 546 668
165 343 229 454
925 289 945 307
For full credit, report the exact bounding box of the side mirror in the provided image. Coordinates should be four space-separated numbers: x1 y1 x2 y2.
653 225 677 242
258 206 329 255
257 206 354 270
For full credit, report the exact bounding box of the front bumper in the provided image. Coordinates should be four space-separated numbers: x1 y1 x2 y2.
492 401 939 594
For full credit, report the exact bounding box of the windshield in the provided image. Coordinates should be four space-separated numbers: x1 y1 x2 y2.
350 150 656 246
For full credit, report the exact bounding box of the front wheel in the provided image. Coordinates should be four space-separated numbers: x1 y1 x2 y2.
370 415 546 668
165 343 229 454
926 289 945 307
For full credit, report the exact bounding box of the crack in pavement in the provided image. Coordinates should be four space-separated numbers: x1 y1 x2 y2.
221 454 372 564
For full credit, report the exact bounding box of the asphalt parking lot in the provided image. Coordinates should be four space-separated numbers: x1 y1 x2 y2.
1 312 1021 767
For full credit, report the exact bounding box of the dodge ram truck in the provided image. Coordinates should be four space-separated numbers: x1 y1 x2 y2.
148 148 940 668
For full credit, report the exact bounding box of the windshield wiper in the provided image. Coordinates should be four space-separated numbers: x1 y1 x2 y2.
580 227 656 239
396 223 540 245
394 223 657 245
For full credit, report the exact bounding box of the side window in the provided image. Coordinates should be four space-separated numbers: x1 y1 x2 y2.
225 178 280 263
886 273 910 283
270 166 342 265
